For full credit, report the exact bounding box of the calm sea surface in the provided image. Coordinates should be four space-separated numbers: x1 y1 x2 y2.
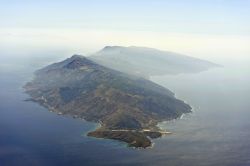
0 57 250 166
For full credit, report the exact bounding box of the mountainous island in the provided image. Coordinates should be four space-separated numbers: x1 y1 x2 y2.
90 46 220 77
24 54 192 148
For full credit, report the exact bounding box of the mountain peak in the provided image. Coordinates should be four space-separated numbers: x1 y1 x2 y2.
65 55 96 69
101 46 156 51
70 54 84 59
101 46 124 51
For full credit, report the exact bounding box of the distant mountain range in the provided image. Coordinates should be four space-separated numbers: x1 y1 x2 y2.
90 46 220 77
24 54 191 148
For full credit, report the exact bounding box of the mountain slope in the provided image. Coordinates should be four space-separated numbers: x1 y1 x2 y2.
24 55 191 148
90 46 220 77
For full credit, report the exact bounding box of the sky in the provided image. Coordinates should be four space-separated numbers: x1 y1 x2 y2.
0 0 250 63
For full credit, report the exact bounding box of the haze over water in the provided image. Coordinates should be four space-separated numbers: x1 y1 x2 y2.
0 49 249 166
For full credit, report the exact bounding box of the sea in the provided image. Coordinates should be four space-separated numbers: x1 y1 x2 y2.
0 54 250 166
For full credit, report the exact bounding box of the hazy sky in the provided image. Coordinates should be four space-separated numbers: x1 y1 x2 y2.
1 0 249 62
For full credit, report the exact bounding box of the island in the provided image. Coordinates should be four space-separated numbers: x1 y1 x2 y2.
24 55 192 148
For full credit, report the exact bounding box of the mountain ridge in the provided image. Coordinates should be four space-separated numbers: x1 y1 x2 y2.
90 46 220 77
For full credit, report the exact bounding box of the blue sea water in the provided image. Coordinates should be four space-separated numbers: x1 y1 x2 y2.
0 57 250 166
